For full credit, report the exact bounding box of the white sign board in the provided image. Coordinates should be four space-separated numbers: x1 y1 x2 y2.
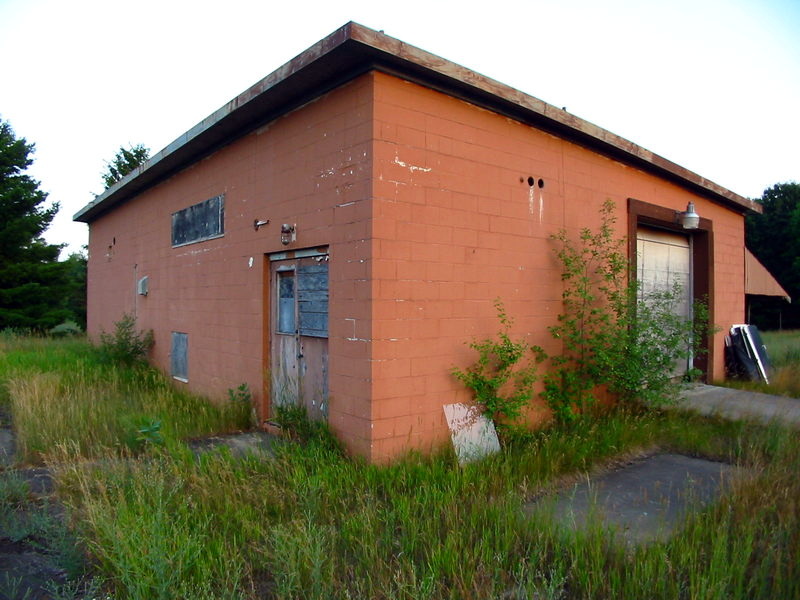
443 403 501 464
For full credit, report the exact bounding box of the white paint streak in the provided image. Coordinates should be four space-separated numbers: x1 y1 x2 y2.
528 186 535 215
176 246 215 258
538 190 544 224
337 201 356 207
393 155 432 173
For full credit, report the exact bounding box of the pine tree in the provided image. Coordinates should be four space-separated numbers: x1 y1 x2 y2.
0 118 71 330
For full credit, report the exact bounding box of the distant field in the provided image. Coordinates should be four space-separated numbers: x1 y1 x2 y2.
762 329 800 368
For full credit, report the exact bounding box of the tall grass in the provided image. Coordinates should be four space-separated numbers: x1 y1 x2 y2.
4 335 799 598
0 335 251 463
52 410 800 599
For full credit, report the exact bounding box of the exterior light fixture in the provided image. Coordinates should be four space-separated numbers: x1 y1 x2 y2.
677 202 700 230
253 219 270 231
280 223 296 245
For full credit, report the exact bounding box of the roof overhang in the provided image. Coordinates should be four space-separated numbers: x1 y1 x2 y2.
75 22 761 223
745 248 791 302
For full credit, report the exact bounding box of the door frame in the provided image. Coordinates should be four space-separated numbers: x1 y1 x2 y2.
628 198 714 381
261 246 329 424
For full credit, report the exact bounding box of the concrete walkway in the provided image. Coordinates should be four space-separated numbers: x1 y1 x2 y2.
678 384 800 426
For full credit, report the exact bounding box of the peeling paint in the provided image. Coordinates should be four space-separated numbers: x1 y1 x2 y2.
528 186 535 215
393 154 432 173
176 246 216 258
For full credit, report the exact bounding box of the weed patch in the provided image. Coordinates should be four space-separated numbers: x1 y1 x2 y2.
1 338 252 463
53 408 800 599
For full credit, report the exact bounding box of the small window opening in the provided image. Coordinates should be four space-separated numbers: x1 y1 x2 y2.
171 194 225 247
277 271 296 334
171 332 188 382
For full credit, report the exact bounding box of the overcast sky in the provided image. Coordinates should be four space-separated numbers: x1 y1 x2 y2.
1 0 798 256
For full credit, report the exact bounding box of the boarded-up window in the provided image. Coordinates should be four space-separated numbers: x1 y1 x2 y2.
298 262 328 337
171 195 224 247
171 332 188 381
277 271 296 334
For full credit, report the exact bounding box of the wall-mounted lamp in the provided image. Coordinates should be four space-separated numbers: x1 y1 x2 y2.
253 219 270 231
676 202 700 230
281 223 296 245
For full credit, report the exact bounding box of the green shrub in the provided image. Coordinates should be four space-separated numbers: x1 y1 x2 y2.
452 299 545 443
544 200 713 423
49 319 83 337
98 313 154 366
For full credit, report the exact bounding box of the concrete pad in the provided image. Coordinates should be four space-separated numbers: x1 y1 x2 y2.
526 453 739 545
188 431 281 458
679 384 800 426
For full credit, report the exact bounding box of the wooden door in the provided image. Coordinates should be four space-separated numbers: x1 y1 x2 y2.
269 251 329 420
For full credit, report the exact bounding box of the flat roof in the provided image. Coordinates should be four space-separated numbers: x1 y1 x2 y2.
75 22 760 223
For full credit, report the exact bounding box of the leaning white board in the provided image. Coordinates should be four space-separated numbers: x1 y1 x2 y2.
443 403 501 464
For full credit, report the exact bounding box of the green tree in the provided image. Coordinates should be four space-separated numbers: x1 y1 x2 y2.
61 248 87 329
0 118 71 330
746 182 800 329
101 143 150 189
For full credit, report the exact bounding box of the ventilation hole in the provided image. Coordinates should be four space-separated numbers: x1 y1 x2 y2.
538 178 545 189
112 237 116 245
527 176 535 187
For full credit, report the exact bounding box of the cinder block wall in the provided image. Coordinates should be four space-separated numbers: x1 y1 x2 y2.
87 70 745 463
368 72 744 462
87 75 376 456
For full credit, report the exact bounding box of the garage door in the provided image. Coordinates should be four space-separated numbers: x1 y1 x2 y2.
636 227 692 375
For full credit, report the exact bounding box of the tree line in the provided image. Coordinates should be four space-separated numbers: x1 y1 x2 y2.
746 182 800 330
0 117 148 332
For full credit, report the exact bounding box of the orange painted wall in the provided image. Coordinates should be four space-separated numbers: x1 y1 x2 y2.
86 70 746 463
368 72 744 462
87 75 376 456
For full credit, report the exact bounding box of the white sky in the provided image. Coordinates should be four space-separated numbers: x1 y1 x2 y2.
1 0 798 257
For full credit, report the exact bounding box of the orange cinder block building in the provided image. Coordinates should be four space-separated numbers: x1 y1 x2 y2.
75 23 760 462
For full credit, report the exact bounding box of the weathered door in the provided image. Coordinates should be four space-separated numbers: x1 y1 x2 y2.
269 250 329 420
636 227 692 375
